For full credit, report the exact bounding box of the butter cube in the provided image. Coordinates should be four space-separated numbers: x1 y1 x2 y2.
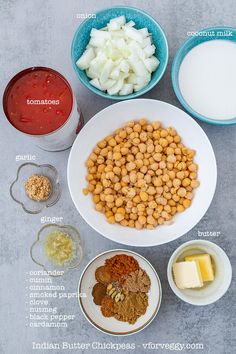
185 254 214 282
173 261 203 289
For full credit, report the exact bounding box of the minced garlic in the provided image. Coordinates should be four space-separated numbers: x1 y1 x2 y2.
25 174 51 201
44 231 74 265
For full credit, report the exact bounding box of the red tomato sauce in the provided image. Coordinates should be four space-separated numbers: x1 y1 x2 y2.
3 67 73 135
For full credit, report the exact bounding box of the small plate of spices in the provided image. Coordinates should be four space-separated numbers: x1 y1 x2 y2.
78 249 162 335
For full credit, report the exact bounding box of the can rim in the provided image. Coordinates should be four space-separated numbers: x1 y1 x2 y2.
2 66 76 137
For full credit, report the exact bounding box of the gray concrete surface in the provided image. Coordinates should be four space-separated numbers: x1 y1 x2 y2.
0 0 235 353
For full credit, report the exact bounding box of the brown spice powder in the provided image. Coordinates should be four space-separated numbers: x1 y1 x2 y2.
122 268 151 293
100 296 114 317
92 283 107 305
114 291 148 324
95 266 112 285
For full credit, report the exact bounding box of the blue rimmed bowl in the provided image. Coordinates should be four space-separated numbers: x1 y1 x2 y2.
172 26 236 125
71 6 168 100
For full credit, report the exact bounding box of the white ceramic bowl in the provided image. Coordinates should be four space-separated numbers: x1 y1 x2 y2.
68 99 217 246
167 240 232 305
78 249 162 336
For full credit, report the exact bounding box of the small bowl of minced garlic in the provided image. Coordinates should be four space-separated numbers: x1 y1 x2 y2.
167 240 232 305
10 163 61 214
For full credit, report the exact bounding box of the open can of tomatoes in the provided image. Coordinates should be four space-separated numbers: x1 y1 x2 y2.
3 67 83 151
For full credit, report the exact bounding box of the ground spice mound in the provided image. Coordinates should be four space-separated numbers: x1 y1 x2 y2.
114 291 148 324
95 266 112 284
105 254 139 281
92 283 107 305
122 268 151 293
100 296 114 317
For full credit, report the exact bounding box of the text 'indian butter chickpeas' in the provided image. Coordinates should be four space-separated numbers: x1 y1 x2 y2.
83 119 200 230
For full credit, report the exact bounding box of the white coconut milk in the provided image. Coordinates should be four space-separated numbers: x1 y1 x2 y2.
179 40 236 120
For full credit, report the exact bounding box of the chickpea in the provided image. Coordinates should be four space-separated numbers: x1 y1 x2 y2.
138 143 147 153
166 135 174 143
152 121 161 129
160 138 168 147
162 174 170 182
173 194 180 202
157 217 165 225
164 204 171 213
155 186 163 195
144 174 152 184
134 220 142 229
161 211 171 220
140 192 149 202
191 180 200 188
188 163 198 172
183 199 191 208
140 165 148 174
177 187 187 198
156 196 167 206
155 144 163 153
153 130 160 140
147 215 156 225
140 131 148 142
182 190 191 199
160 129 168 138
84 119 199 229
115 213 124 222
174 135 181 143
182 178 191 187
137 203 145 212
158 161 166 170
82 188 89 195
127 188 136 198
148 169 155 176
147 186 156 195
120 219 128 227
136 179 145 188
94 185 103 194
177 204 184 212
128 219 135 227
153 152 162 162
148 162 157 171
107 216 115 224
167 154 176 163
156 205 164 213
88 184 95 192
176 171 185 180
147 144 155 153
95 203 103 211
105 195 114 203
115 197 123 207
173 178 181 188
138 215 146 225
126 161 136 171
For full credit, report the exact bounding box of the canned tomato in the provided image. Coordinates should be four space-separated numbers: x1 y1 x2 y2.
3 67 83 151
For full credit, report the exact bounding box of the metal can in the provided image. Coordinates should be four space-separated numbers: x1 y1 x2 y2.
3 67 83 151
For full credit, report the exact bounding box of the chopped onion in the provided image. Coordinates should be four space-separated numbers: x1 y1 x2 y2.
119 83 133 95
76 16 160 95
90 78 104 91
76 47 95 70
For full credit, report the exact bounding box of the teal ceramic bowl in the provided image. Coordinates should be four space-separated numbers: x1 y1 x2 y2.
172 26 236 125
71 6 168 100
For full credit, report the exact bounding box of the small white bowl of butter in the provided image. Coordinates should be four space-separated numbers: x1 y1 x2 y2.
167 240 232 305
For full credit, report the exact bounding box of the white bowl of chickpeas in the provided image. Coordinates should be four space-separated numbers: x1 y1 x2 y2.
67 99 217 246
